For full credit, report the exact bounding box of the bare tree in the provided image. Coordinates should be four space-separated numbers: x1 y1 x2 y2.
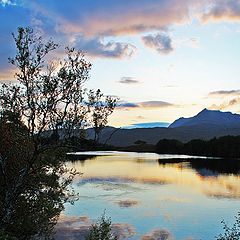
87 89 118 143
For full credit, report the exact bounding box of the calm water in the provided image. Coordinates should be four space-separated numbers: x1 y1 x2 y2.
62 151 240 240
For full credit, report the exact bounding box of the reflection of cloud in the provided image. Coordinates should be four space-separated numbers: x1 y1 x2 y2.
163 213 172 222
141 229 173 240
72 157 240 200
55 215 136 240
55 215 91 240
209 192 240 199
77 179 146 200
158 196 191 203
112 223 136 239
58 215 90 225
118 77 140 84
142 33 174 54
115 199 140 208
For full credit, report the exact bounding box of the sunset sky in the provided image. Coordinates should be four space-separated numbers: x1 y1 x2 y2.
0 0 240 127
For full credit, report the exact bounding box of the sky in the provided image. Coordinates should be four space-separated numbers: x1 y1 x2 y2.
0 0 240 127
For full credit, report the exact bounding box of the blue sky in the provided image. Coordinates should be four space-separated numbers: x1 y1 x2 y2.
1 0 240 126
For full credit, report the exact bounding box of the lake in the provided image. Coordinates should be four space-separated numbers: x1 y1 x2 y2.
58 151 240 240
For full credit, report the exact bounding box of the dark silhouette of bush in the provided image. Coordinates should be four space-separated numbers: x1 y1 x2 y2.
156 135 240 158
156 139 184 154
216 212 240 240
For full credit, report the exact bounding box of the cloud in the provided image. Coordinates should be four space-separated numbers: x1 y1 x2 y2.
75 36 137 58
29 0 193 37
137 115 146 119
139 101 175 108
0 0 15 6
118 77 140 84
176 37 199 49
0 68 16 82
209 98 240 110
118 102 139 108
208 90 240 110
1 0 240 76
201 0 240 22
118 100 175 109
142 33 174 54
208 89 240 97
18 0 240 38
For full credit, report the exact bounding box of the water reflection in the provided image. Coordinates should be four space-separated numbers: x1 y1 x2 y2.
158 158 240 175
63 151 240 240
67 152 240 199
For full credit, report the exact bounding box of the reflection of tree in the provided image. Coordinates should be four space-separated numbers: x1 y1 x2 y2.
67 154 96 162
158 158 240 176
190 159 240 176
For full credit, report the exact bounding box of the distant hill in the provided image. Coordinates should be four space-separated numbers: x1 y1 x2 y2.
169 108 240 128
88 109 240 147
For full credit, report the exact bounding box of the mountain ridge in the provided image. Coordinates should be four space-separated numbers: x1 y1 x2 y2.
168 108 240 128
90 109 240 147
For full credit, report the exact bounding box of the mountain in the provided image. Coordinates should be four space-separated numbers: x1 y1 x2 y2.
89 109 240 147
169 108 240 128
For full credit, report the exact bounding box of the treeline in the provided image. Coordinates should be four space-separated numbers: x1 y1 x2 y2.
155 135 240 158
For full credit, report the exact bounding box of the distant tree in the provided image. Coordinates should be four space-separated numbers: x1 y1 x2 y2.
87 89 118 143
86 214 118 240
134 140 147 145
0 27 116 239
156 139 183 154
184 139 207 156
216 212 240 240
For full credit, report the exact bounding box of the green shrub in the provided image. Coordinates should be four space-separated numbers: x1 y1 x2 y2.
86 214 118 240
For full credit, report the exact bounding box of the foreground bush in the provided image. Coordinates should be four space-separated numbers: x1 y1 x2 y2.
86 214 118 240
216 212 240 240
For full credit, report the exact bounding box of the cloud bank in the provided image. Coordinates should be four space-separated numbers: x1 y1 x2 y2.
0 0 240 79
